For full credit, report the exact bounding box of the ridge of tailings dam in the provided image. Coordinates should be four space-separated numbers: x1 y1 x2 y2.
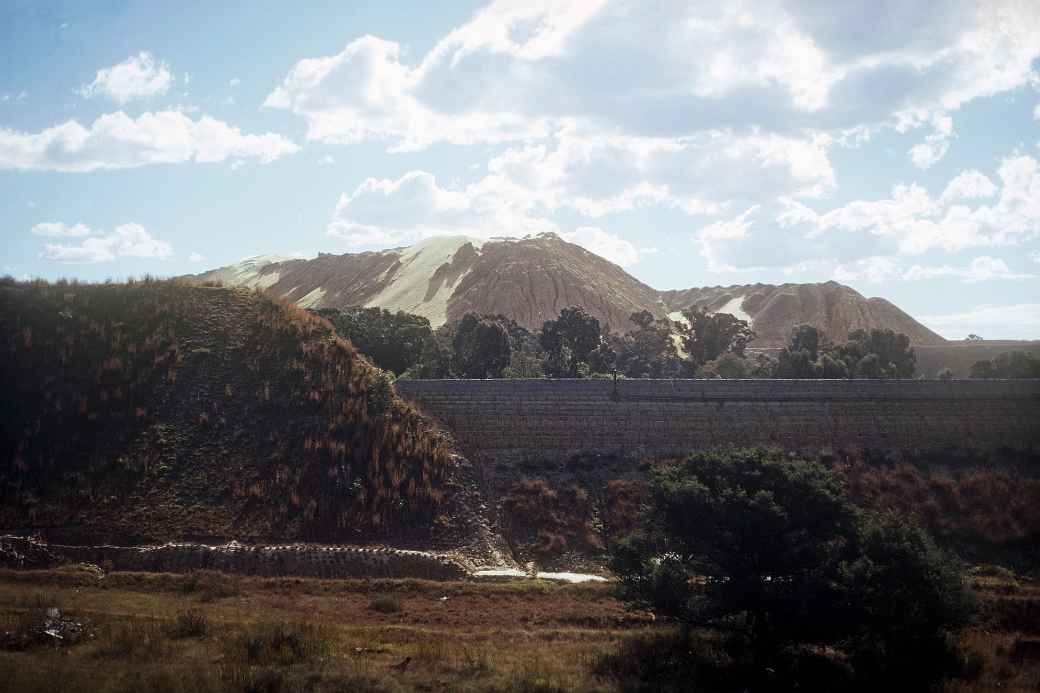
396 379 1040 456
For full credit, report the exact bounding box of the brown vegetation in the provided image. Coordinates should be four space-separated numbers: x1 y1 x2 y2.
0 566 1035 691
0 279 455 543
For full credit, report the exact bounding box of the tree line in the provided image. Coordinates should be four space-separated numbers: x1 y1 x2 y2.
314 305 1036 380
312 305 916 379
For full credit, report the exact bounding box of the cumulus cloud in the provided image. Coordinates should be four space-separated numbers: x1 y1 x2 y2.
80 52 173 103
939 169 997 203
30 222 91 237
832 256 902 283
266 1 1040 151
560 227 655 267
693 152 1040 274
694 206 762 273
0 110 298 172
487 129 835 217
827 255 1034 284
188 251 206 263
908 113 954 169
920 303 1040 340
326 169 659 265
40 223 172 263
327 169 554 246
902 256 1035 282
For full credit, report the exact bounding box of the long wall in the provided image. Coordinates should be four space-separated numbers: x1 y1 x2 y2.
396 379 1040 456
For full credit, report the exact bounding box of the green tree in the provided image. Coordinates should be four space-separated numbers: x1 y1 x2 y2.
451 313 512 378
969 350 1040 378
313 307 433 375
502 349 545 378
696 352 751 379
611 448 973 685
843 512 974 687
835 329 916 378
540 306 603 377
789 323 824 360
612 310 682 378
677 306 755 373
612 449 855 650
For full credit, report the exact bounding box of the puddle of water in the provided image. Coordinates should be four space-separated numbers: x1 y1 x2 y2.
535 571 608 583
473 568 609 583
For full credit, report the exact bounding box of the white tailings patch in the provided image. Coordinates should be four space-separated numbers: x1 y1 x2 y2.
716 294 752 324
364 235 484 327
296 286 327 309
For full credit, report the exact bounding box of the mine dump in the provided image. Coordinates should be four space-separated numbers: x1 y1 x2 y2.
3 3 1040 691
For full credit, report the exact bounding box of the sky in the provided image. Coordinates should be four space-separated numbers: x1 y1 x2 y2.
1 1 1039 339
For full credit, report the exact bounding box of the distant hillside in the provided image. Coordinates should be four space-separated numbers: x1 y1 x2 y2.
914 341 1040 378
193 233 945 345
0 279 456 544
660 282 946 346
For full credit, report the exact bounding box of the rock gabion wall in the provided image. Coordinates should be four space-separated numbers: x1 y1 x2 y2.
1 538 467 580
396 379 1040 455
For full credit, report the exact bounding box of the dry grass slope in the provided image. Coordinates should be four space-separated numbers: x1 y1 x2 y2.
0 278 455 544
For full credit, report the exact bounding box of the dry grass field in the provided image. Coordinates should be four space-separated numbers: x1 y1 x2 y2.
0 565 1036 692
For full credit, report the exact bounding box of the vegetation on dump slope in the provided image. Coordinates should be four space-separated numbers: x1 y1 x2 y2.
0 278 455 544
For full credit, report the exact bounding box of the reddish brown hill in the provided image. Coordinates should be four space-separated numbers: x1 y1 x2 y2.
0 279 455 544
660 281 946 346
194 233 945 345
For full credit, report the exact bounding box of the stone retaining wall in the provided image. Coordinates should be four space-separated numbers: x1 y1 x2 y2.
396 379 1040 455
1 537 467 580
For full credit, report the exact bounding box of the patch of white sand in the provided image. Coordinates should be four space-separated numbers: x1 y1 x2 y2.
473 568 528 580
202 254 291 288
667 310 690 327
715 294 752 324
535 572 609 584
472 568 609 583
296 286 326 309
364 235 483 327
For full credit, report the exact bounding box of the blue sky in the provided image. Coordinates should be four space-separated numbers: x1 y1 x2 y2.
2 1 1039 338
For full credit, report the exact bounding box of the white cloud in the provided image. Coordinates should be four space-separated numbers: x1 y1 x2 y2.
1034 103 1040 120
80 52 173 103
31 222 92 238
0 110 299 172
920 303 1040 340
833 256 902 283
560 227 655 267
41 223 172 263
940 169 997 203
486 129 835 217
229 77 241 87
327 169 554 246
318 154 335 166
266 1 1040 152
693 152 1040 274
1 91 27 103
908 113 954 169
694 206 761 273
188 251 206 263
787 154 1040 255
902 256 1035 282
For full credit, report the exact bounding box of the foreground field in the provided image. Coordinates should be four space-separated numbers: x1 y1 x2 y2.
0 567 1037 692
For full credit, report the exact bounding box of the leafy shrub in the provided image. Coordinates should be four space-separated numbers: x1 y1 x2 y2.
610 448 975 688
368 594 402 614
96 619 167 659
233 622 332 667
169 609 208 639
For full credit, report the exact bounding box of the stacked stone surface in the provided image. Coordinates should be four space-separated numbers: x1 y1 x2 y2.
396 379 1040 455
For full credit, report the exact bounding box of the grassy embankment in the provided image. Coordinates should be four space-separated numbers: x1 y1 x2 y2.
0 566 1037 692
